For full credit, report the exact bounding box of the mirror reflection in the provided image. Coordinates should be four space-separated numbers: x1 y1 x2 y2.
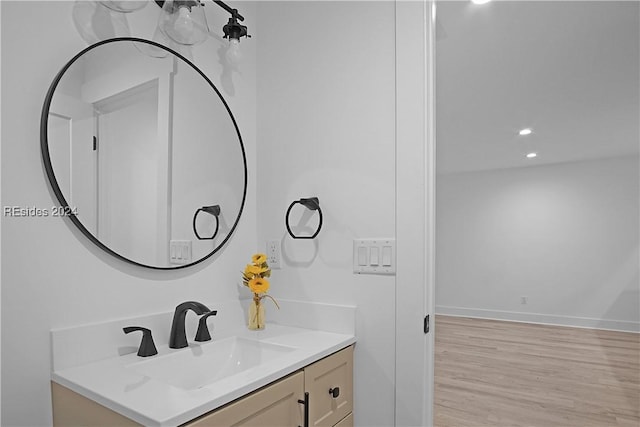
43 39 247 269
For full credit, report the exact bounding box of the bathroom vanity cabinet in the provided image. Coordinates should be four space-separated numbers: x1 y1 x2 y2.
52 345 354 427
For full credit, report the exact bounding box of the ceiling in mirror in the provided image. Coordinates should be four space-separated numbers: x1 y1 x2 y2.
41 38 247 269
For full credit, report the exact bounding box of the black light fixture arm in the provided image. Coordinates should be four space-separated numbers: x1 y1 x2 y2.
155 0 250 40
213 0 244 21
213 0 250 40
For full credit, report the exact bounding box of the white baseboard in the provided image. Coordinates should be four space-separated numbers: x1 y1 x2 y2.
435 305 639 333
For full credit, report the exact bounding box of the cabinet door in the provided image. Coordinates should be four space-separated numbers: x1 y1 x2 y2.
187 371 304 427
51 382 142 427
305 346 353 427
335 413 353 427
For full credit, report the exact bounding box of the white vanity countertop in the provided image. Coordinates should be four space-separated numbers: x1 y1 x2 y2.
52 324 355 426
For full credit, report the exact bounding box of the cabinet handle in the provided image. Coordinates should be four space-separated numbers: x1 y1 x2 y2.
298 392 309 427
329 387 340 398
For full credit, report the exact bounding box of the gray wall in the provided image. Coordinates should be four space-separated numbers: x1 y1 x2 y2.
436 156 640 331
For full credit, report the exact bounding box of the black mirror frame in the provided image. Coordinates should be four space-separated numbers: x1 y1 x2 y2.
40 37 248 270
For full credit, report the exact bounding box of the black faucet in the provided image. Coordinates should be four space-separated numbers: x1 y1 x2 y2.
169 301 210 349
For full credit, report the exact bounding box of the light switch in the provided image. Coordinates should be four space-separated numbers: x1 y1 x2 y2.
370 247 379 265
353 239 396 275
170 240 192 264
382 246 392 266
358 246 368 266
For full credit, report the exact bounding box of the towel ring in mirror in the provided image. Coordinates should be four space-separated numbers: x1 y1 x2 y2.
193 205 221 240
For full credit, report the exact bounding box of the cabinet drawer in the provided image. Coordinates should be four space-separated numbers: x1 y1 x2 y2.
305 346 353 427
187 371 304 427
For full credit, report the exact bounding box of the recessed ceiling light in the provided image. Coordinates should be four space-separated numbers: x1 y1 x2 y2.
519 128 532 136
526 152 537 159
471 0 492 4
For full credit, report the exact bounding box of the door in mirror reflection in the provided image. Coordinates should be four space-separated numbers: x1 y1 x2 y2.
49 92 97 234
95 81 162 266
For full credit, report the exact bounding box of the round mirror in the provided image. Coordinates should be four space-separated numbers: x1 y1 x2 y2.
41 38 247 269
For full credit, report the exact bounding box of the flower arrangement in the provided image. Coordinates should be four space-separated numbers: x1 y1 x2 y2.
242 253 279 329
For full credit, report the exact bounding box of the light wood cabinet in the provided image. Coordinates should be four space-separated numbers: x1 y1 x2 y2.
186 345 354 427
306 346 353 427
187 371 304 426
52 382 142 427
52 345 354 427
334 413 353 427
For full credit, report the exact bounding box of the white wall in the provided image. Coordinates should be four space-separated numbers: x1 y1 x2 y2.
255 2 397 426
436 156 640 331
0 2 257 425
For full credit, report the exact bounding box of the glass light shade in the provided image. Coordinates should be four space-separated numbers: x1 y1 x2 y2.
158 0 209 46
133 27 170 58
99 1 148 13
73 1 132 44
225 39 243 65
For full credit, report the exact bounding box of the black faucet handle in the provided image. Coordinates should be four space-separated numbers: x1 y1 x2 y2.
123 326 158 357
195 311 218 342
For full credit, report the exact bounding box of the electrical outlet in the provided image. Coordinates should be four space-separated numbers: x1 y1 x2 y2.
520 296 528 305
266 240 282 269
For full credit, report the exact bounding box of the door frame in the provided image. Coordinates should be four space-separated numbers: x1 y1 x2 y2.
395 0 436 425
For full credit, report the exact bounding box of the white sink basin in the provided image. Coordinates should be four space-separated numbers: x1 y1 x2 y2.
126 337 296 390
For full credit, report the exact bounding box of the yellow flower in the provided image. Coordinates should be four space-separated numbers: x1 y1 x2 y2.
245 264 264 275
242 271 252 284
252 253 267 264
248 277 270 294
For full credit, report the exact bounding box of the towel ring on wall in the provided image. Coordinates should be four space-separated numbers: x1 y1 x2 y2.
285 197 323 239
193 205 221 240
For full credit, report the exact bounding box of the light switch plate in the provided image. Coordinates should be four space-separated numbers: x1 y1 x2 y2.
353 239 396 275
170 240 192 264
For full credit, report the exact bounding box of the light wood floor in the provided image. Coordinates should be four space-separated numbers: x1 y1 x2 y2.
435 316 640 427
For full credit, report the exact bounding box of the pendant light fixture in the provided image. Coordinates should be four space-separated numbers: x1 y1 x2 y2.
155 0 210 46
153 0 250 49
218 0 250 64
87 0 251 62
